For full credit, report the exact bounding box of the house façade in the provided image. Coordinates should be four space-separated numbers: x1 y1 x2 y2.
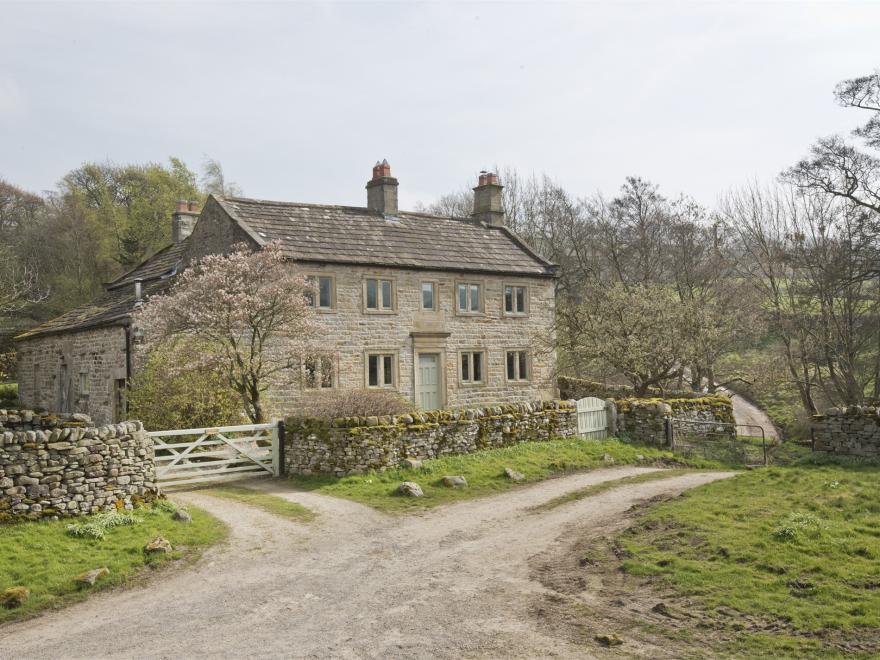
16 162 559 424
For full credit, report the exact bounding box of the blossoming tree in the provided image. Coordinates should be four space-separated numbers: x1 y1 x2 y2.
134 241 317 423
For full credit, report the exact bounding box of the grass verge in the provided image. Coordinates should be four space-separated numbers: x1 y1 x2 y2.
289 437 722 512
0 501 227 623
202 486 315 522
617 458 880 656
529 469 693 513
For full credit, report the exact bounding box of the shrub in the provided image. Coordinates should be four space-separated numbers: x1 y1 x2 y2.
0 382 18 408
772 511 824 542
298 389 417 419
66 511 143 540
128 344 243 431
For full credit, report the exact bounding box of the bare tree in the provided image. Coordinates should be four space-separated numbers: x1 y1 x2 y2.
0 247 47 315
784 71 880 229
201 157 243 197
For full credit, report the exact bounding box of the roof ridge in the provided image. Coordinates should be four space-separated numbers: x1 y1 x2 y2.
220 194 489 226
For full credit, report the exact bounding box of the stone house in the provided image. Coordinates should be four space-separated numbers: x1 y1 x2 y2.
16 162 559 425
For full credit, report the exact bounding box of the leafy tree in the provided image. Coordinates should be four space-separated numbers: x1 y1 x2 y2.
559 282 694 395
60 158 201 269
134 242 317 423
127 341 243 431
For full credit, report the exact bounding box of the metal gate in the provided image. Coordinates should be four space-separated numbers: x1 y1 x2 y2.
669 417 768 466
576 397 608 439
148 421 281 490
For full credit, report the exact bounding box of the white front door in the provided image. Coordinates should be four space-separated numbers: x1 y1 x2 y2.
418 353 440 410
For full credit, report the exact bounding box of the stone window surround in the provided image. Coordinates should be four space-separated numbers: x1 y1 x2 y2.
457 349 487 387
364 349 400 389
362 275 398 314
454 278 487 316
504 348 531 384
502 282 530 317
302 352 338 390
304 272 337 312
78 371 90 396
419 280 439 311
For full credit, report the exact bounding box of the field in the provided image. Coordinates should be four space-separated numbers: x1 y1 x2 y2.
616 455 880 656
0 501 226 623
290 438 721 511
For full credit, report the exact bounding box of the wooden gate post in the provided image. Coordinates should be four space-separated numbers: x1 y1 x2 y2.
664 416 674 449
274 419 285 477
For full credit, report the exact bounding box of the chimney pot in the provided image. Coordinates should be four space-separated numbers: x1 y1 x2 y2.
171 200 200 244
366 159 399 214
134 279 143 304
472 170 505 225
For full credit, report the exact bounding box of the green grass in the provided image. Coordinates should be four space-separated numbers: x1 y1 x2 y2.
289 438 722 512
0 501 227 623
617 458 880 656
202 486 315 522
529 469 693 513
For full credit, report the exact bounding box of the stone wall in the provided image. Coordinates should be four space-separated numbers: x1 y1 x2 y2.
16 326 128 426
284 400 576 476
811 407 880 457
614 396 735 446
0 409 156 520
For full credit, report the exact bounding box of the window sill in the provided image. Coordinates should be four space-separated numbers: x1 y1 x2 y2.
364 309 397 315
458 381 487 388
502 312 529 318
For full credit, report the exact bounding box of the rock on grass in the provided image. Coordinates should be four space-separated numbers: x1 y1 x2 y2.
504 467 525 482
75 567 110 587
1 586 29 608
397 482 424 497
172 509 192 523
441 475 468 488
144 536 173 554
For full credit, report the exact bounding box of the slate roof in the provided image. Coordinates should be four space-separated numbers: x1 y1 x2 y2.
215 196 556 277
15 280 170 340
17 196 556 340
105 241 187 291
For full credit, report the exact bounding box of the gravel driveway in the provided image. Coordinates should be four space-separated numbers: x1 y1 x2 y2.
1 468 735 659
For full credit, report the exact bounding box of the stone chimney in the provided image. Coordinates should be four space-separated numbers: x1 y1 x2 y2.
472 171 505 225
366 159 398 215
172 200 201 243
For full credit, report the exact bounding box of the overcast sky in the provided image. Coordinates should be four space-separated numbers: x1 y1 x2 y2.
1 1 878 210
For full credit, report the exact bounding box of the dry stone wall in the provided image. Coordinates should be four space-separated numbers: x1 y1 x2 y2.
614 396 735 446
0 409 156 520
284 400 576 476
812 407 880 457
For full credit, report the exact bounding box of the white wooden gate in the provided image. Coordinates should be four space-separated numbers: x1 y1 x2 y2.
148 422 280 490
576 397 608 439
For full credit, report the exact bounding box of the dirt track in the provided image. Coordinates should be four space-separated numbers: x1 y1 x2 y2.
1 468 736 659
